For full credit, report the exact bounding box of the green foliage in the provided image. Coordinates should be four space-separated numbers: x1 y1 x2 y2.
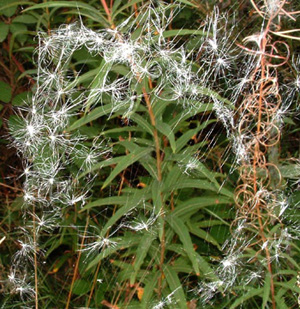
0 80 12 103
1 0 300 309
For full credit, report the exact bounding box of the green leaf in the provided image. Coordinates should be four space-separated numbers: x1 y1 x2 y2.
10 23 27 35
0 0 18 17
61 9 108 25
0 22 9 42
72 279 91 296
279 164 300 179
111 64 130 76
163 165 184 190
17 69 37 81
87 235 142 270
78 156 128 179
9 26 33 52
166 179 219 193
194 252 217 280
138 155 158 180
79 196 131 212
169 103 214 132
12 91 31 106
275 294 289 309
99 191 149 237
172 196 232 220
130 231 156 285
166 215 200 275
198 86 234 107
130 114 153 136
197 220 227 228
115 263 135 282
163 264 187 309
229 287 264 308
186 222 221 249
151 180 164 241
111 0 122 13
141 271 160 308
65 67 98 90
175 120 215 152
24 1 109 26
283 117 296 125
10 196 23 211
172 257 194 273
152 97 170 118
102 147 152 189
67 103 116 131
176 0 198 6
274 280 300 294
262 273 271 308
279 253 300 270
13 14 36 24
151 180 163 211
85 60 113 112
112 0 144 19
156 120 176 153
95 285 105 304
162 29 205 38
169 153 223 188
0 81 12 103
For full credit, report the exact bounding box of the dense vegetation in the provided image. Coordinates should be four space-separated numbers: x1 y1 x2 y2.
0 0 300 308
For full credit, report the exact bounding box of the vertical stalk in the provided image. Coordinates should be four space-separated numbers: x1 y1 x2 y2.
32 205 39 309
256 18 276 309
89 171 127 308
86 260 102 308
142 87 165 297
66 215 89 309
142 87 162 182
100 0 115 27
157 218 166 298
249 11 278 309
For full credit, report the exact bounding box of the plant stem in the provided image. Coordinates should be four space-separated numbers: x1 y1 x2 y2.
86 260 102 308
252 16 276 309
100 0 114 27
157 216 166 298
142 87 162 181
32 205 39 309
66 215 89 309
141 86 166 297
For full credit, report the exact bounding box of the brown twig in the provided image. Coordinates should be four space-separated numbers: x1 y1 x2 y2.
2 42 35 86
100 0 114 27
0 182 23 192
234 3 292 307
142 87 162 182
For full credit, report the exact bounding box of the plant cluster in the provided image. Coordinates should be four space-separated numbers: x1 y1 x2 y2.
0 0 300 308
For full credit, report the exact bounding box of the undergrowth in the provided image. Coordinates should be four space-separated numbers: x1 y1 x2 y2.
0 0 300 308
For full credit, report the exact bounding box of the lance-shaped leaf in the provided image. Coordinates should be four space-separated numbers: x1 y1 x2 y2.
141 271 160 308
102 146 153 189
163 264 187 309
166 215 200 275
156 120 176 153
24 1 109 26
130 231 157 285
172 196 232 221
229 287 264 309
